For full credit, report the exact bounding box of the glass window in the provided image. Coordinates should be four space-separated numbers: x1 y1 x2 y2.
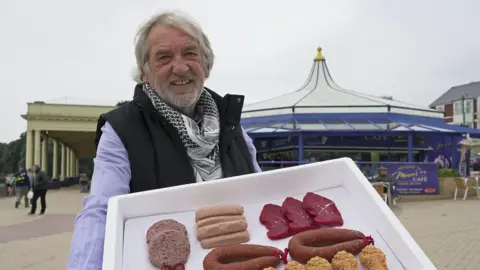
436 105 444 112
454 101 462 115
320 119 353 131
299 123 328 130
346 119 381 130
375 121 401 130
464 100 473 114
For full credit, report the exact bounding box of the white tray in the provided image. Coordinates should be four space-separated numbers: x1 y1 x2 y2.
103 158 436 270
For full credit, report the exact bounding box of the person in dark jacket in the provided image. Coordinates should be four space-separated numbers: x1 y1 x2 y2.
13 166 31 208
29 164 49 215
68 11 261 269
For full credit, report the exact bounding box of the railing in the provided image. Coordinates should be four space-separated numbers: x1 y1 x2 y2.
258 160 439 195
258 161 308 171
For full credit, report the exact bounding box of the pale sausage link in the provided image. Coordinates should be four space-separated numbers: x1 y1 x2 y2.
197 220 248 240
195 204 244 221
200 230 250 249
197 215 245 228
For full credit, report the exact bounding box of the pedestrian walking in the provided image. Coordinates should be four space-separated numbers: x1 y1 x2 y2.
12 167 32 208
29 164 50 215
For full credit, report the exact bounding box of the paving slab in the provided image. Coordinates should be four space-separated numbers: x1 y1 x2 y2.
0 187 479 269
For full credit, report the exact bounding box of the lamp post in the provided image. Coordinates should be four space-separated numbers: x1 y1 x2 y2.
461 93 468 127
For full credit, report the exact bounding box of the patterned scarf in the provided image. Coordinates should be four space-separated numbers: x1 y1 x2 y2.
142 83 223 182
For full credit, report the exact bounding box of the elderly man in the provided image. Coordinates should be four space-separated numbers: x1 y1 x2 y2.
67 11 261 269
29 164 49 215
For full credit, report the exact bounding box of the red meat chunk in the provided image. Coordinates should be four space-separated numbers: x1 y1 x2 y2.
302 192 344 227
259 204 292 240
281 197 314 233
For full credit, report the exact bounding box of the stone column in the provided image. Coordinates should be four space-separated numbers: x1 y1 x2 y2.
60 143 66 180
52 140 58 179
76 157 79 176
71 150 76 177
25 130 33 170
41 137 48 173
34 130 41 167
68 148 73 177
66 148 71 178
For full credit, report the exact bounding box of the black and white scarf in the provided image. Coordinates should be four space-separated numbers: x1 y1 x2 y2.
142 83 223 182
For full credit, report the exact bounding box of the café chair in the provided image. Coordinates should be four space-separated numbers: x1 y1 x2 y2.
453 177 479 200
372 183 388 203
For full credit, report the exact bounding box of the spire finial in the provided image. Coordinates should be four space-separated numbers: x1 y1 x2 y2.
314 47 325 61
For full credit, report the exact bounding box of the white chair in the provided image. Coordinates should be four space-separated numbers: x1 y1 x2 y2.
391 185 398 206
372 183 388 203
453 177 479 200
472 176 480 198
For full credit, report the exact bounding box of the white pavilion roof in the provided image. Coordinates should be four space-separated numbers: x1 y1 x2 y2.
242 48 442 119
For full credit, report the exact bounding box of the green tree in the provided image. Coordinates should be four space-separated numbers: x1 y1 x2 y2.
0 132 26 172
0 132 95 180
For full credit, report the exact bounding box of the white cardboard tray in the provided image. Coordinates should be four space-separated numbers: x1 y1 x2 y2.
103 158 436 270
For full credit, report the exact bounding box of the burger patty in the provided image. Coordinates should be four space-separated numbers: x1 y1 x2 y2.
148 229 190 268
146 219 188 244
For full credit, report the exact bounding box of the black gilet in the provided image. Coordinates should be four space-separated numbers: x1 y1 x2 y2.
94 84 255 193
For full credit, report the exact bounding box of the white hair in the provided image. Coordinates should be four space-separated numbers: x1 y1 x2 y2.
132 11 215 83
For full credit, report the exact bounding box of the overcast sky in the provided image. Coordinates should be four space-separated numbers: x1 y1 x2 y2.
1 0 479 142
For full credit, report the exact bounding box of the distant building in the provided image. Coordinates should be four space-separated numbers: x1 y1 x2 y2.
429 81 480 128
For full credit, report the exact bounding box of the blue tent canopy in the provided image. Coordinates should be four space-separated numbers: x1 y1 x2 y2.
241 48 479 137
241 112 480 136
240 48 476 163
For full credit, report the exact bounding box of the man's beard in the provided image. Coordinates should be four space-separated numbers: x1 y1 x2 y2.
150 76 203 114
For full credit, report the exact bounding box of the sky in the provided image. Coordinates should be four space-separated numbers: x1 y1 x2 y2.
1 0 479 142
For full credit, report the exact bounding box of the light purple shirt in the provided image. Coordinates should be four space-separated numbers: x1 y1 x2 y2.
67 121 261 270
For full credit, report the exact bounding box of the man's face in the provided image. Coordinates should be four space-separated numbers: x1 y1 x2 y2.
379 169 387 175
142 25 208 113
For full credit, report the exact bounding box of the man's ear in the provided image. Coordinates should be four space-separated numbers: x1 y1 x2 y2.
204 66 210 79
142 73 149 83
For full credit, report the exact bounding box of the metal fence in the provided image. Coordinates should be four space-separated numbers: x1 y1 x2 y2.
258 160 438 181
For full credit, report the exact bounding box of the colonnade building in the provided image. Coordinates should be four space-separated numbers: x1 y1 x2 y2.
22 101 115 180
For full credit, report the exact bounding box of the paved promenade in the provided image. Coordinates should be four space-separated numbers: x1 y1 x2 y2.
0 188 479 269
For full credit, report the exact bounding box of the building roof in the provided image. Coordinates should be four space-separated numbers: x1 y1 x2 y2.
43 97 118 107
241 111 480 136
242 48 442 119
429 81 480 108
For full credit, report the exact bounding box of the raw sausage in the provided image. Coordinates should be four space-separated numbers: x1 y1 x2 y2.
195 204 244 221
197 220 248 240
197 215 245 228
203 244 283 270
288 228 371 263
200 230 250 249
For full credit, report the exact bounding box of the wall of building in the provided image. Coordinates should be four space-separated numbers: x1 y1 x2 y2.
434 98 478 129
